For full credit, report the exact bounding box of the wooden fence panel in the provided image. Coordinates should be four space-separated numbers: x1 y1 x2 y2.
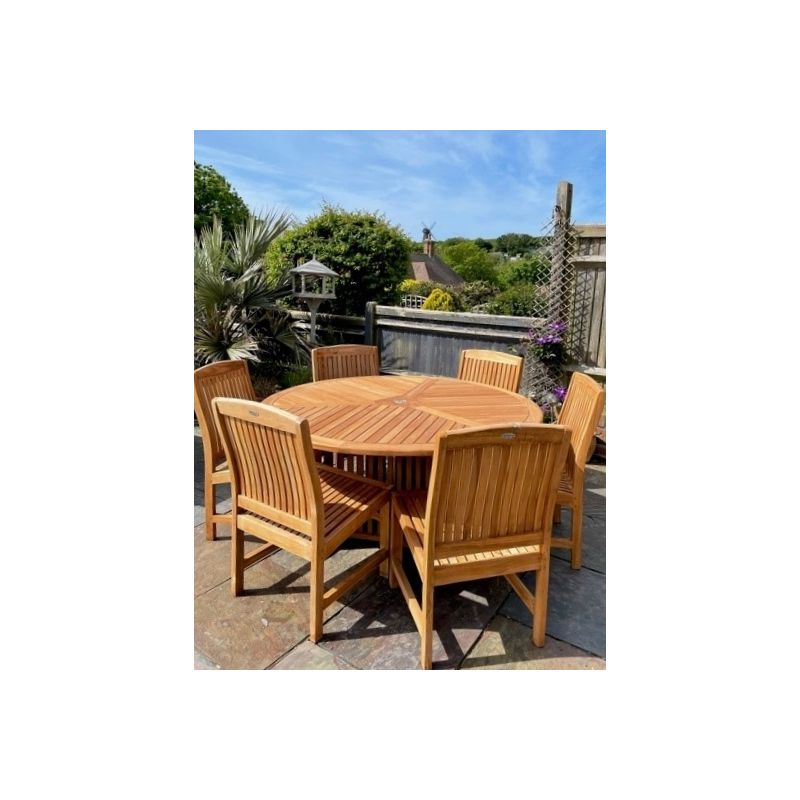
569 262 605 369
371 306 542 378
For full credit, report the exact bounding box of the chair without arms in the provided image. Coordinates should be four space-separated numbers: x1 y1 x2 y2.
390 423 570 669
212 398 392 643
194 359 256 541
551 372 606 569
311 344 380 382
310 343 384 541
457 349 523 393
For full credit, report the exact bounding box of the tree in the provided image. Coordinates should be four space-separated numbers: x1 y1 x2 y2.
439 236 468 247
438 240 499 284
474 237 494 252
194 162 250 237
494 232 541 256
497 255 548 288
266 204 412 317
194 212 300 366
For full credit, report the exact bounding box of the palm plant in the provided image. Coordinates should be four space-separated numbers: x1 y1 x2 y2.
194 212 304 366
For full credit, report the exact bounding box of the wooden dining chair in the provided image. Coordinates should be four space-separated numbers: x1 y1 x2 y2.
551 372 606 569
390 423 570 669
212 398 392 642
457 349 523 393
194 359 256 541
311 344 380 381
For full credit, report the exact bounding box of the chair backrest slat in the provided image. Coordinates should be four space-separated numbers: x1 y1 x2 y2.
425 424 570 547
557 372 606 473
312 345 380 382
194 360 256 465
457 349 523 393
212 398 323 536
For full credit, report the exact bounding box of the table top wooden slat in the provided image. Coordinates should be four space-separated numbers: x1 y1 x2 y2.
263 375 543 456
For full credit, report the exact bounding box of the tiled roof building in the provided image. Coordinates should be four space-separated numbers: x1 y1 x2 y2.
407 228 464 285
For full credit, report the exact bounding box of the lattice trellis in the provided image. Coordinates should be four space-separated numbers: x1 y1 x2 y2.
518 199 582 419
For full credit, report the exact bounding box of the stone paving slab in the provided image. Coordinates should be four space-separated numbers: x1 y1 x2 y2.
551 513 606 574
194 433 231 511
581 492 606 519
461 615 605 670
194 649 221 670
195 544 381 670
195 524 261 597
498 557 606 657
194 491 232 527
583 464 606 490
194 499 205 527
318 572 511 670
271 641 356 670
195 559 314 670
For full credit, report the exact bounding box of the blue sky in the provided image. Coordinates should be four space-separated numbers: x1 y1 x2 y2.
194 131 605 240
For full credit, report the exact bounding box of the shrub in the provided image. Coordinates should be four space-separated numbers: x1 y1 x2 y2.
453 280 497 310
266 204 412 317
397 278 437 297
485 284 545 317
421 288 458 312
278 365 313 388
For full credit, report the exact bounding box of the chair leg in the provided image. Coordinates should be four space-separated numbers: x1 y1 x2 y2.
421 581 434 670
532 561 550 647
205 471 216 541
389 509 401 589
309 551 325 643
379 503 390 579
230 524 244 596
570 495 583 570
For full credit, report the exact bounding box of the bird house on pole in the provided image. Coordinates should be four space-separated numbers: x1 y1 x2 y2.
289 256 338 343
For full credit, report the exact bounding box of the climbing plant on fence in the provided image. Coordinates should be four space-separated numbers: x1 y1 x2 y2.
517 182 583 409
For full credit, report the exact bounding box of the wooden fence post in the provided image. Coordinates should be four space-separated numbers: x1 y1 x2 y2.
364 301 377 345
547 181 573 323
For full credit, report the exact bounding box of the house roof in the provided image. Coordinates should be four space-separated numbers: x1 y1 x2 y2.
408 253 465 285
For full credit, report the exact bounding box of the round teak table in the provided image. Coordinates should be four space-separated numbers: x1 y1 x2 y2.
263 375 543 458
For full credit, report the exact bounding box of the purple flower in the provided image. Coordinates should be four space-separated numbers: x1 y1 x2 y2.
553 385 567 402
536 334 562 345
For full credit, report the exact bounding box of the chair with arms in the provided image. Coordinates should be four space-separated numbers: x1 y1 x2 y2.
212 398 392 642
194 359 256 541
457 349 523 393
551 372 606 569
311 344 380 381
390 423 570 669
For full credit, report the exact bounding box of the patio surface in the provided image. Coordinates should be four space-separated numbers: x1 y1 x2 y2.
194 428 606 670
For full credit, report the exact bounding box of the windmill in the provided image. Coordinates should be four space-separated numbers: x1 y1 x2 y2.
421 220 437 240
421 221 437 256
